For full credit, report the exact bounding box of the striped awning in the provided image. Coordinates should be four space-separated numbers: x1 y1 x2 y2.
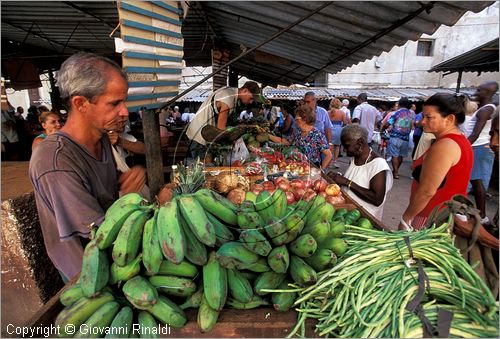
116 0 184 112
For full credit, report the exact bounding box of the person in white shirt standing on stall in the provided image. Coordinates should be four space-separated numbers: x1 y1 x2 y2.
186 81 265 146
352 93 379 145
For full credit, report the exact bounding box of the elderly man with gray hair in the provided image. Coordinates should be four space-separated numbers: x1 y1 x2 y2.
303 92 333 164
341 99 351 125
29 52 148 281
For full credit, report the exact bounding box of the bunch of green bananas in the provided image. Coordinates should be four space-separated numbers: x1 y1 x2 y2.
55 187 351 335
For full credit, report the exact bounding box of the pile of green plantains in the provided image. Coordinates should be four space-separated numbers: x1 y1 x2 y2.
288 219 499 338
54 182 355 337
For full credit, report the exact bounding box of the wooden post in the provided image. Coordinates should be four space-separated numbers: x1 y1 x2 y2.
48 71 62 113
228 66 238 87
142 109 164 197
212 48 230 91
456 71 463 93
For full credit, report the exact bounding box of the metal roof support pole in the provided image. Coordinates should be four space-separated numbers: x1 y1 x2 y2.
456 71 463 93
162 1 333 107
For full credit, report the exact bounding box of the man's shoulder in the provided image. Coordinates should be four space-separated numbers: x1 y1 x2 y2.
215 87 238 98
316 106 328 116
477 103 496 116
29 134 81 178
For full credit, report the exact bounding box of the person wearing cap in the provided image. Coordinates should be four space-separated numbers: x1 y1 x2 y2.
340 99 351 125
186 81 265 145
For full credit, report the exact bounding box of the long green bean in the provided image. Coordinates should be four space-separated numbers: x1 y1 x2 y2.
287 222 498 338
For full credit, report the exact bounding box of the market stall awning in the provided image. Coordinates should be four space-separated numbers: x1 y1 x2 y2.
182 1 495 86
178 86 477 102
428 38 499 74
1 1 495 87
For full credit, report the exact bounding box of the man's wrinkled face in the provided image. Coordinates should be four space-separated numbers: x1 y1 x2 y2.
304 95 316 110
87 69 129 134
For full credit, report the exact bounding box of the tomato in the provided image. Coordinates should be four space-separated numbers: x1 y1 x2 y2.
251 184 264 195
303 179 314 189
303 189 317 202
274 177 289 185
290 179 305 190
285 191 296 204
313 179 328 192
325 183 341 196
326 195 345 205
293 188 306 201
262 181 275 191
318 191 328 198
276 181 290 192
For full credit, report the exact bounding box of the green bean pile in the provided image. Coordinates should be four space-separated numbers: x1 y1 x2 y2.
287 221 499 338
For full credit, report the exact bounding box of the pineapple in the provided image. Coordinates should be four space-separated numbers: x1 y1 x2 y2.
173 157 206 195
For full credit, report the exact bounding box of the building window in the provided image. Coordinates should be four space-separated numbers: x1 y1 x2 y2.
417 39 434 56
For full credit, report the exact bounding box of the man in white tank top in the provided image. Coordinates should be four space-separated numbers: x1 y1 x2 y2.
467 81 498 224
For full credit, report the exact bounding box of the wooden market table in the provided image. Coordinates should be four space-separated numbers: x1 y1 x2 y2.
26 290 317 338
25 166 388 337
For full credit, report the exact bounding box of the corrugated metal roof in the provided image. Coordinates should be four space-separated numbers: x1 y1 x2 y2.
1 1 495 86
182 1 495 86
1 1 119 72
1 1 118 53
428 38 499 74
177 86 477 102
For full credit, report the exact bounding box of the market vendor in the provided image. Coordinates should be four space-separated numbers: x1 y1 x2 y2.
29 52 166 281
186 81 265 145
327 124 393 222
266 105 332 169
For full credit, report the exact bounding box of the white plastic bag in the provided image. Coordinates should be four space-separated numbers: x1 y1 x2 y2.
111 146 151 200
372 131 381 145
228 137 250 164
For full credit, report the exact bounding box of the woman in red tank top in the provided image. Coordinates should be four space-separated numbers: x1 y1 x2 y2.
399 93 473 230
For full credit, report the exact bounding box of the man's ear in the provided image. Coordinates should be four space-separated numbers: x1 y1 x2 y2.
70 96 88 113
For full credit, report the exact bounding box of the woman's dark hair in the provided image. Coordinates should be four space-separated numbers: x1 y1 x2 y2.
423 93 468 124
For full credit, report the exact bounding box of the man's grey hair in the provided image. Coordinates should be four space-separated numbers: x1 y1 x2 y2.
304 91 316 99
57 52 127 110
341 124 368 143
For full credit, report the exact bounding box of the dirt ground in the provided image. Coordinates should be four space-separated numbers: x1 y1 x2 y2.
1 161 42 336
1 162 33 201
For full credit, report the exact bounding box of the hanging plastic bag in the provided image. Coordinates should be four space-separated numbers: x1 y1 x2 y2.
111 145 151 200
228 137 250 165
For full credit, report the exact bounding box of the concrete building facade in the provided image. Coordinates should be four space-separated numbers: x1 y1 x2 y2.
328 2 499 89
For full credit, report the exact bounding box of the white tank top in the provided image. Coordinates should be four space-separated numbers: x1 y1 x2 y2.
463 104 496 146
